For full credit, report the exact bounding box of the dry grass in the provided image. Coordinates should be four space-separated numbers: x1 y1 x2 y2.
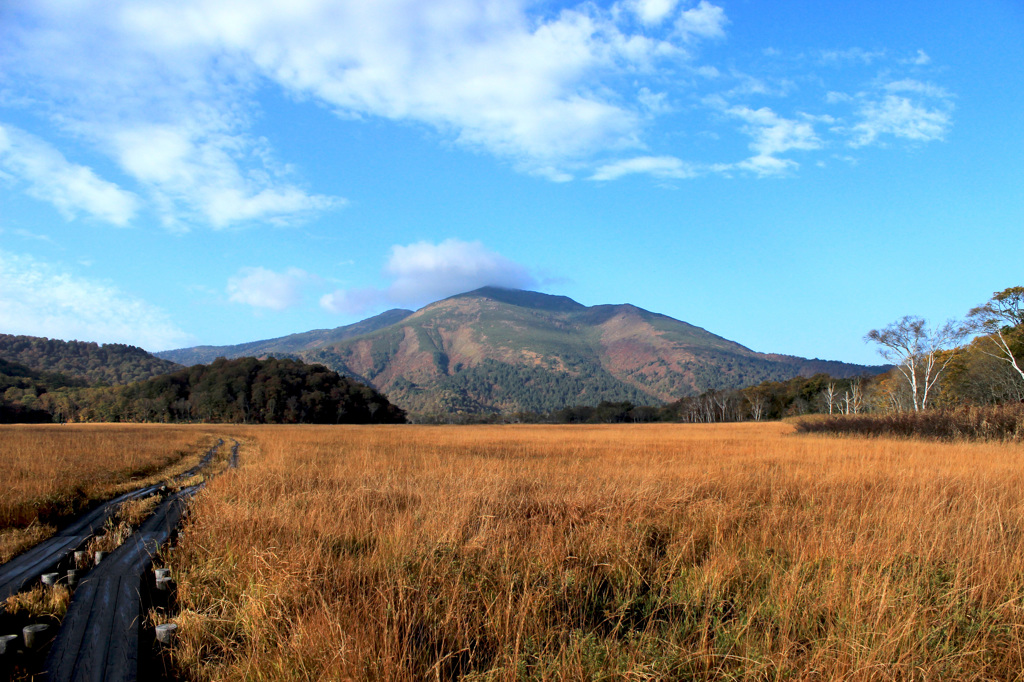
85 495 164 556
161 423 1024 680
0 425 225 563
3 583 71 621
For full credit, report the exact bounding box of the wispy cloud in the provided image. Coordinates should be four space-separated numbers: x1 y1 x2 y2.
0 124 140 226
820 47 887 65
1 0 725 195
0 250 188 350
720 105 821 176
111 125 341 230
321 239 535 315
1 0 956 197
227 266 315 311
591 155 697 181
825 78 955 148
850 94 952 147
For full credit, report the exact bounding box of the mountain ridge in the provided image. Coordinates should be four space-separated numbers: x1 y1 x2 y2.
157 308 413 365
160 287 885 416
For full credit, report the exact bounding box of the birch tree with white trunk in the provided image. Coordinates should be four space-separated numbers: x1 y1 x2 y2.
865 316 965 411
966 286 1024 384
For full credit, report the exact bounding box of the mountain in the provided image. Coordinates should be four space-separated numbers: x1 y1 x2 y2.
157 308 413 366
165 287 884 416
0 334 181 385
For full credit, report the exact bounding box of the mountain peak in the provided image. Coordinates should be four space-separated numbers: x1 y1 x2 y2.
450 287 586 313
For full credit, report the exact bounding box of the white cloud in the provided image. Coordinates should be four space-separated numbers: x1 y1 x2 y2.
1 0 955 192
629 0 681 26
0 123 140 226
884 79 951 99
724 105 820 175
3 3 342 229
2 0 731 193
321 239 536 315
108 123 341 230
591 155 697 181
319 288 388 316
820 47 886 65
227 266 313 311
850 95 952 147
908 49 931 66
637 87 671 114
675 1 728 40
826 91 853 104
0 250 188 350
735 154 797 176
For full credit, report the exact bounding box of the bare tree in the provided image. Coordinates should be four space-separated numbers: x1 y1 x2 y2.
865 316 965 411
820 382 838 415
966 286 1024 383
747 393 768 421
841 377 864 415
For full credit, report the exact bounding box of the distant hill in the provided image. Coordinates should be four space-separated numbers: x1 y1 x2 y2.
84 356 407 424
165 287 885 416
0 334 181 385
157 308 413 366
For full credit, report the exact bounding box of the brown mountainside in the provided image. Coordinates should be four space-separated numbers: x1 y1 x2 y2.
284 288 884 416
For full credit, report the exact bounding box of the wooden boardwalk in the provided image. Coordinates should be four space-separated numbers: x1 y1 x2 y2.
0 484 161 604
42 486 198 682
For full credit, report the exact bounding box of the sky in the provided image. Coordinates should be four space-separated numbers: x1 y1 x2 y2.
1 0 1021 366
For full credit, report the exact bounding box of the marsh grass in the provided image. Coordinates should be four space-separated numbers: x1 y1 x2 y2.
0 425 225 563
85 495 164 556
3 583 70 621
164 423 1024 680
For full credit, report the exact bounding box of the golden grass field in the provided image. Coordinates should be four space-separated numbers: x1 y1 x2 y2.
0 424 222 563
151 423 1024 681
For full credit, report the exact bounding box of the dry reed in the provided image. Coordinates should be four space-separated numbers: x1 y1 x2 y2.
163 423 1024 680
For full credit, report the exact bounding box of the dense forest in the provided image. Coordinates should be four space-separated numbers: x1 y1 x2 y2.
1 354 406 424
0 334 181 385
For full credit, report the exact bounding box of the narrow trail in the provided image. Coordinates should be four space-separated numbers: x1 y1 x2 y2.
43 486 198 682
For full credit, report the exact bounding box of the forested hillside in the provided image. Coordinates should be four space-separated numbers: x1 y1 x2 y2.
1 353 406 424
0 334 181 385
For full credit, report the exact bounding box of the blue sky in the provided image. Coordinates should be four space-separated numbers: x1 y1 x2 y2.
1 0 1021 366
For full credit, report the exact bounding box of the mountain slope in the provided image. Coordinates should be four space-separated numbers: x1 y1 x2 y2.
157 308 414 366
285 287 884 415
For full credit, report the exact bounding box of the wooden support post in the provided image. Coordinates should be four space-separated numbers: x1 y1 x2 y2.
22 624 50 650
155 623 178 646
0 634 19 656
